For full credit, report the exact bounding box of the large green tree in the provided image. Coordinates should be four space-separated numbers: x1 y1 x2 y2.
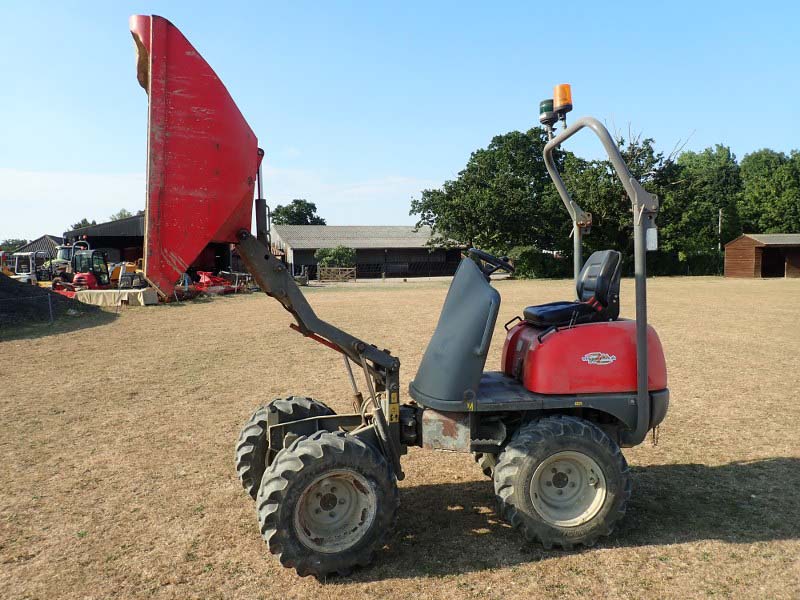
410 128 568 252
560 134 679 260
272 199 326 225
739 149 800 233
658 145 742 254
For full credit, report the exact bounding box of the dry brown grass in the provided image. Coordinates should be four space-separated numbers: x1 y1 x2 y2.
1 276 799 599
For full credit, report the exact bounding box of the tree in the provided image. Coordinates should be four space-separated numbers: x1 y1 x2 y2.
410 128 568 252
314 246 356 267
272 199 326 225
739 149 800 233
658 145 742 254
0 239 28 251
70 218 97 230
559 134 681 261
109 208 134 221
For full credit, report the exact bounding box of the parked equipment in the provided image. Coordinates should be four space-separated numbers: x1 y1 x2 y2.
195 271 239 294
52 249 111 297
10 251 52 285
47 240 90 277
129 15 669 579
0 251 15 276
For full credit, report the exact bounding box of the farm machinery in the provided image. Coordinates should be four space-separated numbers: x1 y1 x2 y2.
51 248 111 297
46 240 91 277
129 15 668 579
9 251 53 285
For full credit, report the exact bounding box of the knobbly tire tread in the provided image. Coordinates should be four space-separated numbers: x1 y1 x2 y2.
493 415 631 549
256 430 399 579
235 396 333 499
473 452 498 478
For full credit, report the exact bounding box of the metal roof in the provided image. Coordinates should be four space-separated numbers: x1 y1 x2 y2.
271 225 441 250
64 214 145 239
14 235 63 254
743 233 800 246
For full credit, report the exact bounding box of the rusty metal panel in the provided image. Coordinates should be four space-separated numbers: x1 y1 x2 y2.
421 409 471 452
129 15 261 297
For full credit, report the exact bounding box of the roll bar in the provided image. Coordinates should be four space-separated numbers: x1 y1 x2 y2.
543 117 660 445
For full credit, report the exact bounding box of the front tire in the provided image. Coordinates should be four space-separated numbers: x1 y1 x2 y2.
493 415 630 549
257 431 399 579
235 396 334 499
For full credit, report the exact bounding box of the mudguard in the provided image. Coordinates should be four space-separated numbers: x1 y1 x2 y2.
129 15 261 297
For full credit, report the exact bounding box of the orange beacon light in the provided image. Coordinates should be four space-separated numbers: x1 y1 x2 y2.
553 83 573 114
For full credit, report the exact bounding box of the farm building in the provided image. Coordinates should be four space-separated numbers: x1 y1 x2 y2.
13 235 63 255
724 233 800 278
63 214 235 273
269 225 462 278
63 215 145 262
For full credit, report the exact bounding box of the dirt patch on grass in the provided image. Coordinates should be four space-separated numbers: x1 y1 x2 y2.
1 277 799 599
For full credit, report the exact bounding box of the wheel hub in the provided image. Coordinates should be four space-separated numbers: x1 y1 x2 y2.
294 469 377 554
529 451 607 527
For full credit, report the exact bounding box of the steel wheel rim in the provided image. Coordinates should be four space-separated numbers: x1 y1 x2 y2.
294 469 377 553
529 450 607 527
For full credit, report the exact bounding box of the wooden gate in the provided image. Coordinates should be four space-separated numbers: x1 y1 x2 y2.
317 266 357 282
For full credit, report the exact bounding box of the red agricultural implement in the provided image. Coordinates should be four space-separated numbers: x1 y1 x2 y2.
195 271 238 294
129 15 668 579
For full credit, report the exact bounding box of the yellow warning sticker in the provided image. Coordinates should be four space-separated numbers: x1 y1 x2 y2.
389 403 400 423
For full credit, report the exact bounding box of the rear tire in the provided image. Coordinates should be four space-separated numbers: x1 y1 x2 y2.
493 415 630 549
473 452 497 478
235 396 334 499
257 430 399 579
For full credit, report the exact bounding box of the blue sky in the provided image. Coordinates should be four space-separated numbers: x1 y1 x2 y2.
2 1 799 239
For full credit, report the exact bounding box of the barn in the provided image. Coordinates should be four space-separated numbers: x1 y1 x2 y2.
14 235 63 255
63 215 234 273
724 233 800 278
269 225 462 278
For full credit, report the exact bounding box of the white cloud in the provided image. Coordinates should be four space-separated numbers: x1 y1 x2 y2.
0 166 441 240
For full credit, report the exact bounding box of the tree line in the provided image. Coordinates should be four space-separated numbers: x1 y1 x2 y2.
410 128 800 276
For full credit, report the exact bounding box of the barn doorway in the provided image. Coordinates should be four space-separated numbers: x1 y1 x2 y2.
761 248 786 277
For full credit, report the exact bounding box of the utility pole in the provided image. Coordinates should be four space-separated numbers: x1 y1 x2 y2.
718 208 723 251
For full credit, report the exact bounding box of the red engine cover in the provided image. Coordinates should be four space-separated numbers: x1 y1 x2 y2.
501 320 667 395
72 272 99 289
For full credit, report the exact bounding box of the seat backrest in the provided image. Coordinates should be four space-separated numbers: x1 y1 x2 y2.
576 250 622 318
409 257 500 409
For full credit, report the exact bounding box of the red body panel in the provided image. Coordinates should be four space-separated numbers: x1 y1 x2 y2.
129 15 261 297
502 320 667 395
72 272 99 289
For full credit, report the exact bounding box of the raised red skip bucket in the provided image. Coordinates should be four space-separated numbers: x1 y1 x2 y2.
129 15 262 297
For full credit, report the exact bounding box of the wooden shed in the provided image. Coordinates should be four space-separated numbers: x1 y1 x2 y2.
724 234 800 278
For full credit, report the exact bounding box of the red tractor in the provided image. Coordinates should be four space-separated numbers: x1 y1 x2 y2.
129 15 668 579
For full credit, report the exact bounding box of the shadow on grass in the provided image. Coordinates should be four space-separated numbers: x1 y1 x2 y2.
0 309 118 342
344 457 800 582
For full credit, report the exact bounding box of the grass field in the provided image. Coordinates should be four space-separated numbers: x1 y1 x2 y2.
1 276 799 599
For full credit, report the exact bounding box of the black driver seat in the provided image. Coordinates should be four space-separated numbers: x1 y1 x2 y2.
523 250 622 327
